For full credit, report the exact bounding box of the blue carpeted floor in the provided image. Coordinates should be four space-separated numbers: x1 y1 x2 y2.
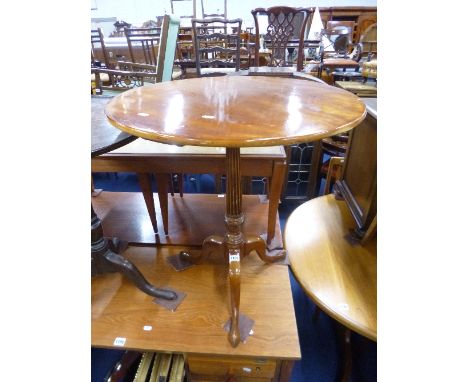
91 172 376 382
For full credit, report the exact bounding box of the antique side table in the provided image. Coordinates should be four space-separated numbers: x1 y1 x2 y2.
92 96 176 300
105 76 366 346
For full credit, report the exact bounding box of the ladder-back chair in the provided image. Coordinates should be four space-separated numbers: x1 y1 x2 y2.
192 18 242 77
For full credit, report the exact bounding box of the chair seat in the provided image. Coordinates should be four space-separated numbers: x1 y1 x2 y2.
322 58 360 69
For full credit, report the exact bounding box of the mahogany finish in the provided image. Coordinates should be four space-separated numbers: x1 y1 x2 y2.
105 75 366 347
92 96 136 157
105 76 366 148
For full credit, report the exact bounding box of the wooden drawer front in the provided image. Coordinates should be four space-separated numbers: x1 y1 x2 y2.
187 355 277 379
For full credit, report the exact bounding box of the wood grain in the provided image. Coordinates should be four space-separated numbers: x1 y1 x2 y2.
284 194 376 341
92 245 301 359
105 76 366 148
92 192 283 247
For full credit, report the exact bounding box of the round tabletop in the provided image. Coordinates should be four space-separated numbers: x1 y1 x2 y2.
92 96 137 158
105 76 366 148
284 194 377 341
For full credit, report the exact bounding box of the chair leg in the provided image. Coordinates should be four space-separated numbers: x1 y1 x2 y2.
267 160 286 244
154 173 170 235
215 174 223 194
176 173 184 197
137 173 158 234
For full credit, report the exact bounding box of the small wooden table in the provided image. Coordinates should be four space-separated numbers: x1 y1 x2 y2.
92 96 176 301
105 75 366 346
92 245 300 381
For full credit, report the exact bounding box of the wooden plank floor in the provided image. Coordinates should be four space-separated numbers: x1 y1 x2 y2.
92 245 300 359
92 192 283 247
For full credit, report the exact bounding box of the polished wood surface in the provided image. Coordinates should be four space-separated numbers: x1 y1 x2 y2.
105 76 366 148
92 192 283 247
92 245 300 359
92 96 136 157
284 194 377 341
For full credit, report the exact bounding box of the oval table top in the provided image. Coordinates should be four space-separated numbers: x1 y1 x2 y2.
284 194 377 341
105 76 366 148
92 96 137 157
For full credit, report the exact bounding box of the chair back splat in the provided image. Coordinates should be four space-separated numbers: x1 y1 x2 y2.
192 18 242 77
124 26 162 66
251 7 312 71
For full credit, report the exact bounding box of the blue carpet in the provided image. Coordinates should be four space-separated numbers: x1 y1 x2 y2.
91 172 376 382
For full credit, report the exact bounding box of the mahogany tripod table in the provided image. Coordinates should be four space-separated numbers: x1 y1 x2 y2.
105 75 366 347
91 96 177 301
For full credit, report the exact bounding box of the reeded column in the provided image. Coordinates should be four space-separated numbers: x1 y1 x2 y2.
225 148 242 347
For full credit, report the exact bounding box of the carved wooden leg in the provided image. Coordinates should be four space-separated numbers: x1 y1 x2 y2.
91 204 176 300
244 234 285 262
154 173 170 235
267 159 287 244
228 250 241 347
225 148 244 347
137 173 158 234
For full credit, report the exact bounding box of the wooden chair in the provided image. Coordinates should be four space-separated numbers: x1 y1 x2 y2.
92 15 179 91
124 26 162 66
318 23 362 82
91 28 111 68
192 18 242 77
251 7 313 71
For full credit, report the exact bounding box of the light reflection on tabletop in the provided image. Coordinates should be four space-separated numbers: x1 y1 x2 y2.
105 76 366 148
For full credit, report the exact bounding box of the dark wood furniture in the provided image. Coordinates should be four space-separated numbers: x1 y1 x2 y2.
335 97 377 236
92 245 300 381
104 75 366 347
192 17 242 77
251 7 313 71
308 98 376 198
91 96 176 300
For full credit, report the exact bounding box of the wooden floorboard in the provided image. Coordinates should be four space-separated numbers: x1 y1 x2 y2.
92 192 283 247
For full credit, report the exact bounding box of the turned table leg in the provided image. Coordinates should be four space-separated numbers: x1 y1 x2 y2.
180 148 284 347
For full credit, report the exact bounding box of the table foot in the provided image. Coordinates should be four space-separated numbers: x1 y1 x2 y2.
244 235 285 263
92 204 177 300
